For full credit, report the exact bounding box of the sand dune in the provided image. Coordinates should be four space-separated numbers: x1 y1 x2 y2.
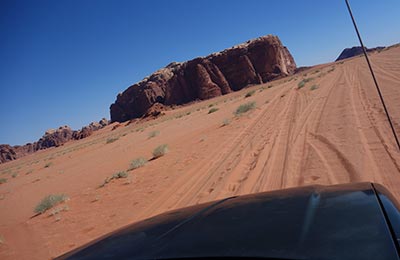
0 46 399 259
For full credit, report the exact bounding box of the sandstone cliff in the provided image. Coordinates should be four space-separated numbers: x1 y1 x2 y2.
0 118 109 164
110 35 296 122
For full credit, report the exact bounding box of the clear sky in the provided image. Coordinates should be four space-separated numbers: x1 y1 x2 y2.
1 0 399 145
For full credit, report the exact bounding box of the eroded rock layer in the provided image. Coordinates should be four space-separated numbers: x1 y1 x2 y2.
110 35 296 122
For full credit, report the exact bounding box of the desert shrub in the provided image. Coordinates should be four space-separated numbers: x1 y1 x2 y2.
153 144 169 158
44 162 53 168
49 205 69 216
34 194 68 214
298 80 306 88
268 85 273 88
11 173 18 178
234 102 256 116
106 137 119 144
0 178 7 184
298 77 314 89
112 171 128 179
129 157 148 170
221 119 231 126
100 171 129 188
245 90 256 98
148 130 160 138
208 104 214 107
208 108 219 114
310 85 318 91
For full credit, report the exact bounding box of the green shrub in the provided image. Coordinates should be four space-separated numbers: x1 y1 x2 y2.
34 194 68 214
245 90 256 98
234 102 256 116
298 77 314 89
0 178 7 184
310 85 318 91
208 104 214 107
298 80 306 89
106 137 119 144
129 157 148 170
148 130 160 138
153 144 169 158
208 108 219 114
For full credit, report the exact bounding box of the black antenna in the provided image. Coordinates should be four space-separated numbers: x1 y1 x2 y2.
345 0 400 151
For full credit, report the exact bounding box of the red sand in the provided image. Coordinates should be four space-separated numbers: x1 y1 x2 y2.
1 46 400 259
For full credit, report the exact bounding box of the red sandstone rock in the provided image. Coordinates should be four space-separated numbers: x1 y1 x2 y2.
110 35 296 122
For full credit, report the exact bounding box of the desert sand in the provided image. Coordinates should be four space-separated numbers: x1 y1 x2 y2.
0 46 399 259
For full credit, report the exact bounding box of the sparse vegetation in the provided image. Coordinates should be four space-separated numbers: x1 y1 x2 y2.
208 107 219 114
106 137 119 144
0 178 7 184
11 173 18 178
153 144 169 158
100 171 129 188
268 85 273 88
44 162 53 168
148 130 160 138
234 101 256 116
298 77 314 89
327 66 335 73
208 104 214 107
221 118 231 126
129 157 148 170
310 85 318 91
245 90 256 98
34 194 68 214
48 205 69 216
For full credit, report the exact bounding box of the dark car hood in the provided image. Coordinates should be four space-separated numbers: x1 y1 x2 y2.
57 182 400 260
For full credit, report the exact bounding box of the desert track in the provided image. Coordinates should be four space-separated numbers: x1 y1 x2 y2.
1 46 400 259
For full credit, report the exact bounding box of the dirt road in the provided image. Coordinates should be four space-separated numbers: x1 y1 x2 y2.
1 46 399 259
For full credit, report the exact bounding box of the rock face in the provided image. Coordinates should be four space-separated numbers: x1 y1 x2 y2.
336 46 385 61
0 118 109 164
110 35 296 122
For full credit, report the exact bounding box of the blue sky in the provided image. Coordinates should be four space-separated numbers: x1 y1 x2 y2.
1 0 399 145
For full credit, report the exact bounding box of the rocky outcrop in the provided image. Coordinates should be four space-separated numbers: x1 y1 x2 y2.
110 35 296 122
336 46 385 61
0 118 109 164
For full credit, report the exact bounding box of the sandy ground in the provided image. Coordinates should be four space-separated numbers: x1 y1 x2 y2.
1 46 400 259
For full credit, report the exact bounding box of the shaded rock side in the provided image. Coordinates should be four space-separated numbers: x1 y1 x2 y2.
336 46 385 61
110 35 296 122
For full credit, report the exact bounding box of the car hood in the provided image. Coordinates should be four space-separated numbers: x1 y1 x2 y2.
57 182 400 260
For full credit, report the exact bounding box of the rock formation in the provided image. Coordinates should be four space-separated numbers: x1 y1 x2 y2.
0 118 109 164
336 46 385 61
110 35 296 122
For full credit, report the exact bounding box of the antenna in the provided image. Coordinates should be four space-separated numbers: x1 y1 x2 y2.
345 0 400 151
